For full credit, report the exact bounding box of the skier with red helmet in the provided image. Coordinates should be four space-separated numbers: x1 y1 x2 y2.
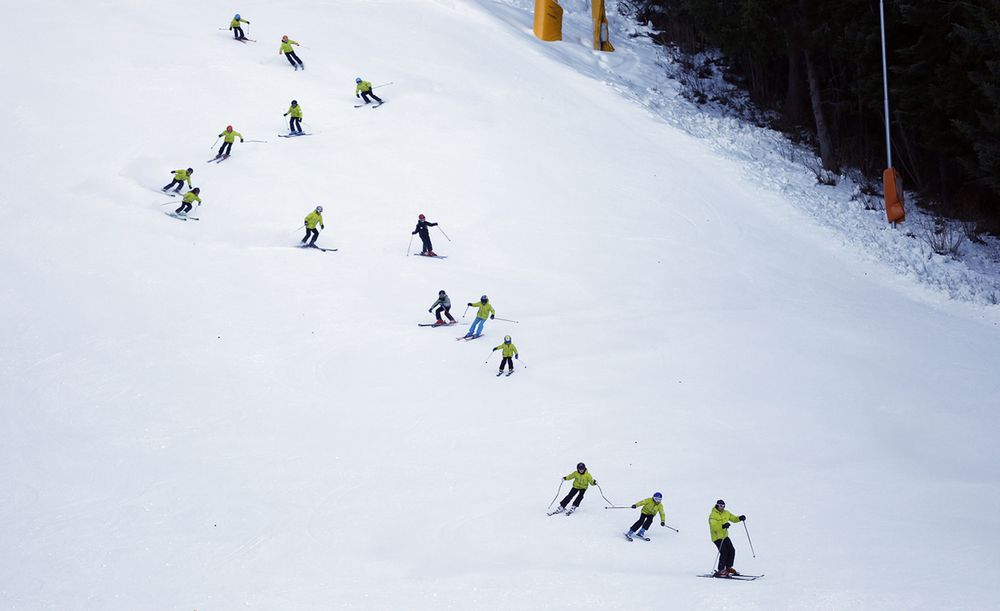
411 214 439 256
215 125 243 159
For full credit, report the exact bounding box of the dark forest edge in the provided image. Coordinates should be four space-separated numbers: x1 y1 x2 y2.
619 0 1000 236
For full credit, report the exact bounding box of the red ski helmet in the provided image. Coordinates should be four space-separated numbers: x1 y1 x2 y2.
418 214 426 220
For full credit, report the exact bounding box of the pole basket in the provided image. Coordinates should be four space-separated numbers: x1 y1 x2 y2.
883 167 905 224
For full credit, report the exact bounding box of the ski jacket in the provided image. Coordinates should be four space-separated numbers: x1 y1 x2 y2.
286 104 302 119
219 129 243 143
172 169 192 187
494 342 519 358
709 507 741 542
412 219 437 237
430 295 452 310
356 80 373 94
280 39 299 53
634 497 666 521
564 470 594 490
304 211 324 229
182 191 202 205
471 301 495 320
229 18 248 29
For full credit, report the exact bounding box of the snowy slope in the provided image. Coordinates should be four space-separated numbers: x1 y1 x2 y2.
2 1 999 609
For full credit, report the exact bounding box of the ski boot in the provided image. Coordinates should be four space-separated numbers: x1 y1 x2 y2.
726 568 741 576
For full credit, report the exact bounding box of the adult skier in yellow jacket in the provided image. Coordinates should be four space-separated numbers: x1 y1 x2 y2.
162 167 193 193
555 462 596 513
355 77 383 105
279 35 304 70
625 492 666 541
492 335 519 375
709 499 746 576
216 125 243 158
302 206 324 247
463 295 495 339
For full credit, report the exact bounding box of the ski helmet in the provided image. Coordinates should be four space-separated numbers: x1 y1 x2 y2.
418 214 426 220
226 125 233 131
191 187 200 194
291 100 298 106
186 167 193 173
715 499 725 508
577 462 586 472
481 295 488 303
504 335 511 343
653 492 663 501
356 77 362 83
282 35 289 41
235 13 241 19
315 205 323 213
439 290 446 296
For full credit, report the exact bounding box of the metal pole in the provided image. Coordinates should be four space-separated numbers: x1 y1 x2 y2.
879 0 892 168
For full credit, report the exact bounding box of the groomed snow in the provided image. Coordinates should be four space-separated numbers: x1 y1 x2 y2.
2 1 998 609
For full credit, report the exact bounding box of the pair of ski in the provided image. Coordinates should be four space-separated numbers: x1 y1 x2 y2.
298 244 336 252
354 102 385 109
417 321 457 328
234 37 257 43
456 334 483 341
496 369 514 377
206 154 230 164
546 506 576 517
413 252 447 259
278 132 312 138
165 212 199 221
697 573 765 581
624 532 651 542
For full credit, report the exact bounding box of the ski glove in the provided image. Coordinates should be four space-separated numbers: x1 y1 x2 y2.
357 93 361 98
722 523 730 529
631 505 636 509
515 354 518 359
428 309 433 313
240 139 245 142
661 521 665 527
321 225 325 229
490 314 495 319
739 515 746 521
467 303 474 307
492 347 498 351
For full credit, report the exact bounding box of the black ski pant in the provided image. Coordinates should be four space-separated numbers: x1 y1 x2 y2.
233 26 244 39
163 179 184 192
175 201 193 214
560 487 586 508
714 537 736 570
499 356 514 372
361 90 383 104
218 141 233 156
419 233 433 253
303 228 319 245
435 306 455 323
289 117 302 133
630 513 654 533
285 51 303 67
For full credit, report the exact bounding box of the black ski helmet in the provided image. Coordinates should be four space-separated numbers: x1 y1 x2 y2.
481 295 488 303
186 167 194 173
291 100 298 106
191 187 200 194
504 335 511 343
439 290 446 296
315 205 323 213
715 499 725 508
577 462 586 472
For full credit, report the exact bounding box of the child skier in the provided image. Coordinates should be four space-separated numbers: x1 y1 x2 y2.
554 463 596 513
283 100 303 134
492 335 519 375
355 78 383 105
625 492 666 541
229 14 250 40
280 35 304 70
216 125 243 159
412 214 438 256
302 206 324 247
162 168 193 193
174 187 201 216
463 295 495 339
709 499 746 577
428 290 456 325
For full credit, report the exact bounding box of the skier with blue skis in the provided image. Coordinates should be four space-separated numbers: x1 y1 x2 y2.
462 295 494 339
624 492 666 541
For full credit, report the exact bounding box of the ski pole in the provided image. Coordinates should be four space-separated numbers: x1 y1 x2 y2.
210 136 220 149
494 317 519 323
463 305 470 319
517 357 528 369
485 350 495 364
406 234 414 256
662 523 679 533
373 81 394 89
603 506 632 509
291 223 305 234
547 480 564 510
595 483 617 506
712 546 721 573
158 200 177 206
245 139 269 143
743 521 756 558
437 226 452 242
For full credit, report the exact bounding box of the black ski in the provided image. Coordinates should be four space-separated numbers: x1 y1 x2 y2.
298 244 337 252
418 322 456 327
413 253 448 259
546 507 565 516
697 574 764 581
278 133 312 138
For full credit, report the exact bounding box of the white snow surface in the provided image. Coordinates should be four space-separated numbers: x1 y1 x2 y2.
2 1 999 609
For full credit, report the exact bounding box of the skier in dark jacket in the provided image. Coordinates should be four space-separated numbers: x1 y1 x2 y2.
428 290 456 325
412 214 438 256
